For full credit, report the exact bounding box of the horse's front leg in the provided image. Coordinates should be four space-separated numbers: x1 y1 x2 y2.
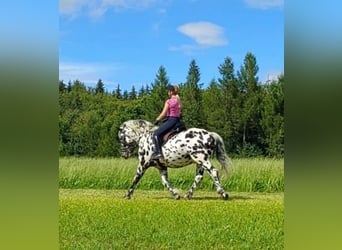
159 168 180 200
184 164 204 200
124 163 148 199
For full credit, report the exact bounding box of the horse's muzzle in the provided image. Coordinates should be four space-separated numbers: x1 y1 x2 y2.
121 145 133 159
122 151 131 159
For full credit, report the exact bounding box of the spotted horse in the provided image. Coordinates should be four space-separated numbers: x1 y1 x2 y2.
118 119 232 200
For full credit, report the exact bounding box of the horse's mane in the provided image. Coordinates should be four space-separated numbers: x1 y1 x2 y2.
123 119 156 134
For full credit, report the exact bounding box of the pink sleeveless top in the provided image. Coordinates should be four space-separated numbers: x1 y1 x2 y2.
167 97 181 117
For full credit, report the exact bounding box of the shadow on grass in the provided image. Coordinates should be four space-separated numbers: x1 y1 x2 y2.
151 194 254 201
191 195 253 201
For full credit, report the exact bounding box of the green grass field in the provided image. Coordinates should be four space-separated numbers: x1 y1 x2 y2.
60 189 283 249
59 157 284 249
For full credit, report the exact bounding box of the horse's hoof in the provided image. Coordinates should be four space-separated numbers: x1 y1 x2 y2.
174 194 180 200
184 193 192 200
221 193 229 200
124 194 131 200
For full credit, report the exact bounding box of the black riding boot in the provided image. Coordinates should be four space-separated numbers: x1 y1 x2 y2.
151 135 163 160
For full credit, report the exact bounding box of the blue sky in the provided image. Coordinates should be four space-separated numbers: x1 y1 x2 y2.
59 0 283 92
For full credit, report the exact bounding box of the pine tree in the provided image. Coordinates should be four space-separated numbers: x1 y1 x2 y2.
237 52 262 156
138 85 146 97
122 90 129 100
202 79 224 131
181 59 202 128
67 81 72 92
59 80 66 93
95 79 105 94
114 84 122 99
145 66 169 121
217 56 239 152
129 85 137 100
260 74 284 157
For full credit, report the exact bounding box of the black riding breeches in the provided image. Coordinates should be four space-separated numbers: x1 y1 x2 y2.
154 117 180 140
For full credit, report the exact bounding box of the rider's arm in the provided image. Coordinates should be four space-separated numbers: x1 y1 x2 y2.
156 101 169 122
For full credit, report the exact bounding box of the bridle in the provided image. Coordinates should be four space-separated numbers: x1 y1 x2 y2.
119 122 155 159
121 142 136 159
119 128 137 159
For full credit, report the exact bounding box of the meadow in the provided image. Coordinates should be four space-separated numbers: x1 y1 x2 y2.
59 157 284 249
59 157 284 192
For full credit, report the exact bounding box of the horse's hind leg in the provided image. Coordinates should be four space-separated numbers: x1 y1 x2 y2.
205 161 229 200
159 168 180 199
124 163 148 199
184 164 204 200
190 154 229 200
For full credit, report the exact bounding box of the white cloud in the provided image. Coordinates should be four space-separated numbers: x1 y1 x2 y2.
59 0 89 16
177 21 228 47
60 0 162 18
101 0 160 10
244 0 284 10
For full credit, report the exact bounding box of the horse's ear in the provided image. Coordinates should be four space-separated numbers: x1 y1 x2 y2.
119 123 127 132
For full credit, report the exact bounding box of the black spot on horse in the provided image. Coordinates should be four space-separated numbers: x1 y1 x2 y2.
197 139 205 146
194 150 205 155
185 131 194 138
204 136 214 148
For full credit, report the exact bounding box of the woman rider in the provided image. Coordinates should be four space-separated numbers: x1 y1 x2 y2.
152 84 182 160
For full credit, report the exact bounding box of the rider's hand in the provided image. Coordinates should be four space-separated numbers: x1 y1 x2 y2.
154 120 159 126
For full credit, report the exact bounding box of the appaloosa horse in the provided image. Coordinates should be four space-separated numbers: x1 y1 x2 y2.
118 119 231 200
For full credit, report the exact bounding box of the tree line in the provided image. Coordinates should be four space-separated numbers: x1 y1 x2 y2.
59 52 284 158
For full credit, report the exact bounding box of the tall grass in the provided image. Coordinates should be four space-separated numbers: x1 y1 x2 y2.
59 157 284 192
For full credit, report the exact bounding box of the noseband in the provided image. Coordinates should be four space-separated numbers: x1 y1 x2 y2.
121 142 136 158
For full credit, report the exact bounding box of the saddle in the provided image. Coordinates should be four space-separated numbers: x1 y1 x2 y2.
162 121 187 144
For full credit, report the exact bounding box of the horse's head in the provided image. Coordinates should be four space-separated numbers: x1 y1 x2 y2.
118 124 138 159
118 120 155 159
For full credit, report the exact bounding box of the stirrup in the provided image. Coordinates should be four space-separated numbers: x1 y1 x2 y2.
151 153 163 160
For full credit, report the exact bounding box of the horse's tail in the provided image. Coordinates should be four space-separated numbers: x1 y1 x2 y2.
210 132 232 173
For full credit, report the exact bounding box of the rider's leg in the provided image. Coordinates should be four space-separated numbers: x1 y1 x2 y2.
151 118 177 160
152 133 163 160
